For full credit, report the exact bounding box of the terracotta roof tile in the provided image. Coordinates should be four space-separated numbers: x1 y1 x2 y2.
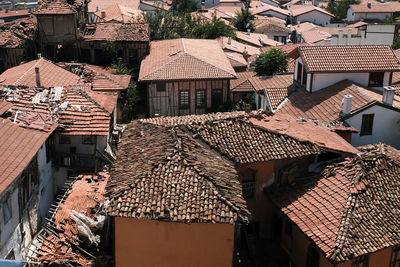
249 3 290 16
254 16 291 33
225 51 248 68
91 74 131 91
83 22 149 42
289 4 334 17
270 144 400 262
33 0 76 15
0 16 36 48
0 9 30 19
299 45 400 73
0 100 12 115
230 71 256 92
88 0 140 12
0 118 56 195
350 1 400 13
94 3 142 22
236 31 281 47
106 121 250 224
217 36 261 56
139 38 236 81
301 28 331 43
0 58 81 87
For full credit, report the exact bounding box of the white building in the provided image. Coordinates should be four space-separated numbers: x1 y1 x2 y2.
289 5 334 26
347 1 400 22
330 24 395 46
250 3 290 21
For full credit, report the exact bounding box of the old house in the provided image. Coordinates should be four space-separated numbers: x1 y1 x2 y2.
289 5 334 26
250 2 290 21
106 120 250 267
0 16 37 72
236 31 281 48
81 22 149 66
269 143 400 267
0 114 56 260
347 1 400 22
293 45 400 92
254 16 291 44
139 38 237 117
33 0 82 61
142 111 358 239
0 9 30 23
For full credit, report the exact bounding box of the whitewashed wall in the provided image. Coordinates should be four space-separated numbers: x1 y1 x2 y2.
347 8 392 22
345 104 400 148
37 143 53 222
258 10 288 21
295 10 332 26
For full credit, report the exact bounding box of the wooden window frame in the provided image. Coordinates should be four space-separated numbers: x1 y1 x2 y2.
360 113 374 136
368 72 385 87
195 89 206 108
179 90 190 109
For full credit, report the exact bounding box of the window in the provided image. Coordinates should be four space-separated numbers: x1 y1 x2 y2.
241 169 256 199
179 90 190 109
156 82 166 92
297 62 303 82
274 36 280 41
368 72 385 87
360 114 374 136
390 246 400 267
211 89 223 110
59 135 71 144
82 136 96 145
196 89 206 108
352 255 369 267
281 36 287 44
3 197 12 224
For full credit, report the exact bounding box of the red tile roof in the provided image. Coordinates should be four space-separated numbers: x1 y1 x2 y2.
350 1 400 13
106 121 250 224
0 9 30 19
94 3 142 22
0 58 81 87
33 0 76 15
270 144 400 262
254 16 291 33
1 85 114 135
83 22 149 42
91 74 131 91
301 28 331 43
250 3 290 16
236 31 281 47
217 36 261 56
88 0 140 12
289 4 334 17
139 38 237 81
277 80 400 123
0 118 56 195
36 173 109 266
299 45 400 73
0 16 36 48
230 71 256 92
0 100 12 115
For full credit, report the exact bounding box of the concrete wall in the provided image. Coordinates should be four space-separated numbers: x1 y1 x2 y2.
114 217 235 267
365 24 395 45
37 143 54 222
295 10 332 26
345 104 400 148
54 134 107 154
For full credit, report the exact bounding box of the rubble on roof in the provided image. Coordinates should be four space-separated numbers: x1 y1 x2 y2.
270 143 400 262
0 16 36 48
33 173 110 266
34 0 76 14
106 121 250 224
83 22 150 42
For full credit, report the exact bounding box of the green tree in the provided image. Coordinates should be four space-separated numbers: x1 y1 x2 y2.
172 0 199 12
118 83 140 122
392 37 400 50
326 0 360 21
232 8 255 32
190 15 236 39
254 48 288 76
101 41 117 66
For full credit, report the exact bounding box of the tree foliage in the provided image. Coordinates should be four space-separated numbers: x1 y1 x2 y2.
118 83 140 122
171 0 199 12
101 41 117 66
254 48 288 76
140 10 235 40
232 8 255 32
326 0 360 21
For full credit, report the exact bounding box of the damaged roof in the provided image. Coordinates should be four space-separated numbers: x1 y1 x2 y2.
0 16 36 48
270 143 400 262
35 173 109 266
106 121 250 224
33 0 76 14
139 38 236 81
0 58 81 87
83 22 150 42
0 117 56 195
1 84 114 135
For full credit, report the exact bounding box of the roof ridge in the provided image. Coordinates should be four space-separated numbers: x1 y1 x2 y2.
14 58 42 86
74 86 111 115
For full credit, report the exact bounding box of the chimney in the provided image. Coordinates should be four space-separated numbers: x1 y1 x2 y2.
35 67 41 87
360 30 366 45
382 86 396 106
247 28 251 35
338 29 343 44
243 47 249 61
342 94 353 115
347 28 352 44
245 103 251 113
367 2 371 8
37 53 41 59
227 37 231 45
5 9 8 13
101 11 106 18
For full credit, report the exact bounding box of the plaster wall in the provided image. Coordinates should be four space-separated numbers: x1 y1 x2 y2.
295 10 332 26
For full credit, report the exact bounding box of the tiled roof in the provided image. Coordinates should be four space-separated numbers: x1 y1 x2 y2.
393 48 400 85
0 9 30 19
106 121 250 224
277 80 400 123
139 38 236 81
83 22 149 42
0 118 56 195
0 58 81 87
94 3 142 22
0 16 36 48
225 52 248 68
206 5 242 19
236 31 281 47
88 0 140 12
217 36 261 56
289 4 334 17
299 45 400 73
250 3 290 16
230 71 256 92
270 144 400 262
260 43 314 59
91 74 131 91
350 1 400 13
301 28 331 43
1 85 113 135
254 16 291 33
0 100 12 115
36 173 109 265
33 0 76 14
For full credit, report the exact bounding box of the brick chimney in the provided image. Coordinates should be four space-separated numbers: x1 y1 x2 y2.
35 67 41 87
382 86 396 106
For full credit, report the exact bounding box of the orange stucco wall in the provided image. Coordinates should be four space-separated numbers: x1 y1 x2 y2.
114 217 235 267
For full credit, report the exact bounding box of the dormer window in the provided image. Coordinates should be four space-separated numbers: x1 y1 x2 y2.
368 72 384 87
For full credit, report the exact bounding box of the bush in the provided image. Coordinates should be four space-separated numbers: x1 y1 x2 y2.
232 8 255 32
254 48 288 76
